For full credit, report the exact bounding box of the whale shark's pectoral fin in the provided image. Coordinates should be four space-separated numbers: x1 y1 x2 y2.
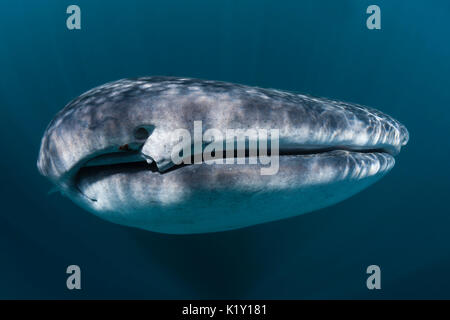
140 127 193 172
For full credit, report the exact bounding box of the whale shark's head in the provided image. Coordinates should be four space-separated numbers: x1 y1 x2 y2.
37 77 409 234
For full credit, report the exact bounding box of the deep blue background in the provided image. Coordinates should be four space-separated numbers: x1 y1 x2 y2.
1 0 449 298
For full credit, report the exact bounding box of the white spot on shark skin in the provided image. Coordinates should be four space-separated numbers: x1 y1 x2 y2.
140 83 153 89
95 97 106 104
165 88 180 96
109 91 121 97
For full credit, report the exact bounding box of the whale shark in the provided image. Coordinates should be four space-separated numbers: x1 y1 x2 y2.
37 77 409 234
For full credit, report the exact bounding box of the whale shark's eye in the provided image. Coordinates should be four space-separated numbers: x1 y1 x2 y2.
134 126 151 140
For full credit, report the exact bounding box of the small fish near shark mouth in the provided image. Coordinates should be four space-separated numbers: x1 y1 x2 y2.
37 77 409 234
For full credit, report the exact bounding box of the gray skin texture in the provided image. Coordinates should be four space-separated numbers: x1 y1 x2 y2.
37 77 409 234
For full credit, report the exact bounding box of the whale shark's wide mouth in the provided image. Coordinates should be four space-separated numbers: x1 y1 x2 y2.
78 145 393 174
72 145 395 202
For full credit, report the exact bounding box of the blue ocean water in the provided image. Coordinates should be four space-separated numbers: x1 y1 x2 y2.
1 0 449 299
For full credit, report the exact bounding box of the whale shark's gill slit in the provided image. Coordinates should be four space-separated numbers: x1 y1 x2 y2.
74 184 97 202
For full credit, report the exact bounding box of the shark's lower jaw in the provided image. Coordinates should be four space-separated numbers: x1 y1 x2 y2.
69 149 394 234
